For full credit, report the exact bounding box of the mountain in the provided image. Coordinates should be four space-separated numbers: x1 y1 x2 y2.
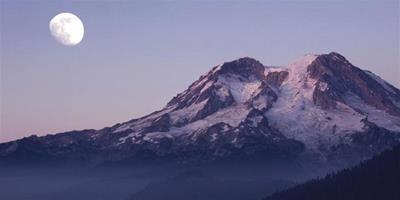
264 144 400 200
1 52 400 167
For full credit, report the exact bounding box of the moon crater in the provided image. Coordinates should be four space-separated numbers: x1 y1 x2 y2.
49 13 84 46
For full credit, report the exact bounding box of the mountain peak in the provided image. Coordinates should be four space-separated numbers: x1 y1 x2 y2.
216 57 265 79
288 52 347 71
326 51 348 61
306 52 400 115
308 52 351 74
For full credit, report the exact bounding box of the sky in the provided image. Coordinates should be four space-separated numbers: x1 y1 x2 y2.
0 0 399 142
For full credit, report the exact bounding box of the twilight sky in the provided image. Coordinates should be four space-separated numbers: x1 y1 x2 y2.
0 0 399 142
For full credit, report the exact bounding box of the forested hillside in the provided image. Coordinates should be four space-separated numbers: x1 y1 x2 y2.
265 145 400 200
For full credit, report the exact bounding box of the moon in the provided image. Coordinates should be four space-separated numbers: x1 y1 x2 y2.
49 13 84 46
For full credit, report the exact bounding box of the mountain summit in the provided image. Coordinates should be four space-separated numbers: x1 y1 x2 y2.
1 52 399 167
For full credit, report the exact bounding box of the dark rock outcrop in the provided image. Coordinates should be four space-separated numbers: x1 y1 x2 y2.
308 52 400 115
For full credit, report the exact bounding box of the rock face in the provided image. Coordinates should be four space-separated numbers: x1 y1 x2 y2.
308 52 400 115
1 52 400 167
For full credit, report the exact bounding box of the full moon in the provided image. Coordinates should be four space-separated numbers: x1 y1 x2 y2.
49 13 84 46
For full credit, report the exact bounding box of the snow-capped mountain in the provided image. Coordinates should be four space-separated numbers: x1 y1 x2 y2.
1 52 399 166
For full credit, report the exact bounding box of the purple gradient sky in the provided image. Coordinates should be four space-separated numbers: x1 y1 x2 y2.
1 0 399 142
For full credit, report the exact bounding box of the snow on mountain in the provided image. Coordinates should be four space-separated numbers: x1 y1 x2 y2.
265 54 366 153
114 53 400 155
109 52 400 165
1 52 400 165
114 57 270 145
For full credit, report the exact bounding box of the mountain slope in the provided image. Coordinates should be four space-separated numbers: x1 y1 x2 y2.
1 52 399 167
264 144 400 200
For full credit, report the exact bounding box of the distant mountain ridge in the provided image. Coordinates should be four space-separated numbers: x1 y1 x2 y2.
130 170 294 200
1 52 399 168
